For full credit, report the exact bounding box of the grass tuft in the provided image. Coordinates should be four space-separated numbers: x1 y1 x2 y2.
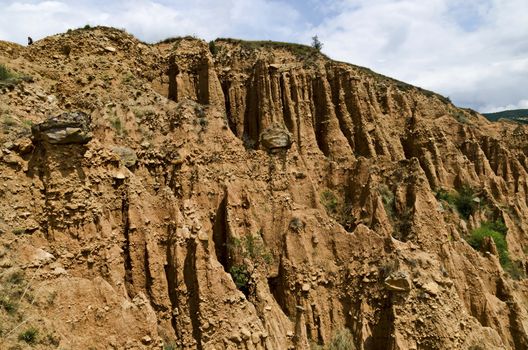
18 327 38 344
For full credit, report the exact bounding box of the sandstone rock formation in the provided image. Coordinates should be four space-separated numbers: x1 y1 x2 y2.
0 27 527 350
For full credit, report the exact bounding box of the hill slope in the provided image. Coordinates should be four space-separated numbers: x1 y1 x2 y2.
1 27 528 349
483 109 528 124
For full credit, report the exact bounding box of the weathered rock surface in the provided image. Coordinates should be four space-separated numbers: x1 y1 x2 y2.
0 27 527 350
31 111 92 144
384 271 412 292
260 125 292 151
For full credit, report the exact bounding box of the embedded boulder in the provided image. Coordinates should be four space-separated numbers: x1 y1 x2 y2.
260 126 292 151
384 271 412 292
32 111 92 145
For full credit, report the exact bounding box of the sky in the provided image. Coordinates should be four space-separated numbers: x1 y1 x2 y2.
0 0 526 113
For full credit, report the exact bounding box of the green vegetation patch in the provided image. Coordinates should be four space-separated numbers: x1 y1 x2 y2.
311 328 356 350
436 186 478 220
320 189 339 215
229 264 250 290
468 220 509 266
466 219 523 279
0 64 16 81
18 327 38 344
228 234 273 265
227 233 273 291
328 328 356 350
0 64 31 87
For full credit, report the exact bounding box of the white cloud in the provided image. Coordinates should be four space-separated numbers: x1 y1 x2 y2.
312 0 528 111
0 0 526 112
482 99 528 114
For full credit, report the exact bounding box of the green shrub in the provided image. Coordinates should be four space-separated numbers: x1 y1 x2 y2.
435 188 451 202
0 64 15 81
328 328 355 350
379 185 395 218
0 295 18 314
227 233 273 291
0 64 31 86
229 234 273 266
436 186 478 219
468 221 509 266
289 217 304 232
321 189 338 214
486 219 507 235
18 327 38 344
7 270 24 285
208 40 218 55
110 117 125 136
229 264 250 289
12 227 26 235
454 186 477 219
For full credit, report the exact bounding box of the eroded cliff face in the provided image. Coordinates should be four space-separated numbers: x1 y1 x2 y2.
1 28 528 350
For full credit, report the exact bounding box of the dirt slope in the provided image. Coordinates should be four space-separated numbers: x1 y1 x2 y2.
1 27 528 350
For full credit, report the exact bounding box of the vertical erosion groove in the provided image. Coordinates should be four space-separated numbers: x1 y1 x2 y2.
212 195 228 269
168 56 178 101
197 60 210 104
221 81 238 136
121 188 134 298
243 70 260 147
365 299 394 350
280 74 294 134
267 263 291 318
312 77 331 156
164 223 182 340
144 242 164 312
184 239 203 350
328 67 356 153
342 78 372 157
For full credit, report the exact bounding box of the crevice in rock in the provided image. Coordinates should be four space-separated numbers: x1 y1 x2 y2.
28 146 52 238
168 56 179 101
280 74 294 134
289 73 304 151
328 68 356 153
341 78 372 157
164 222 182 340
339 296 356 332
243 72 260 148
121 188 134 298
267 262 291 318
183 239 203 350
495 278 528 349
496 277 508 302
144 242 165 312
221 81 237 136
312 77 331 157
197 61 210 105
212 194 229 269
508 303 528 350
365 299 394 350
311 305 324 345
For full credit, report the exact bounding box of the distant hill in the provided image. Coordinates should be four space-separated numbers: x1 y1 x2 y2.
483 109 528 124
